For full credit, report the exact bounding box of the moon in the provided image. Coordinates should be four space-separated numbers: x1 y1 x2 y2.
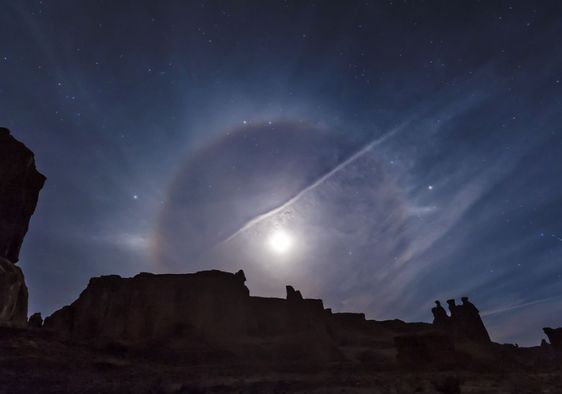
268 229 293 255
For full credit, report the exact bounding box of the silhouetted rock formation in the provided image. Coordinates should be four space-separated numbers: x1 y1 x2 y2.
431 300 448 328
0 127 45 263
44 267 509 372
543 327 562 350
44 269 343 363
433 297 491 343
45 270 251 342
5 268 561 392
28 312 43 328
286 285 303 302
0 257 28 326
0 128 45 327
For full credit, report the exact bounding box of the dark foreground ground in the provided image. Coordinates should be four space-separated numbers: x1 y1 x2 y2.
1 327 561 394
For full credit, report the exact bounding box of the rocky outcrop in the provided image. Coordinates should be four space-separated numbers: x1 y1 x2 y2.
45 270 251 342
0 127 45 327
44 270 328 342
28 312 43 328
45 269 342 363
0 127 46 263
543 327 562 349
44 269 500 367
432 297 491 343
285 285 303 302
0 257 28 326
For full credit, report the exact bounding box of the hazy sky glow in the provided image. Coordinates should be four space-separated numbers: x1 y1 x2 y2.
2 1 562 346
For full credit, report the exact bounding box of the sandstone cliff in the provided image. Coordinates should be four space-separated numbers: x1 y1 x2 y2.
44 269 343 364
45 270 252 342
0 257 28 325
0 127 46 263
0 127 45 326
44 268 549 372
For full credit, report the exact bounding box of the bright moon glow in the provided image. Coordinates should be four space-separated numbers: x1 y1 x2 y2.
268 230 293 254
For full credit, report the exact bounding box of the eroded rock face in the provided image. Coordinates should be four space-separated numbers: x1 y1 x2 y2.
45 270 251 342
0 257 28 326
45 270 331 342
432 298 491 344
0 127 44 327
0 128 45 263
44 268 499 367
45 269 342 363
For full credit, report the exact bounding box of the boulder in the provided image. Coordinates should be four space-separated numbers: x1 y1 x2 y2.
0 257 28 326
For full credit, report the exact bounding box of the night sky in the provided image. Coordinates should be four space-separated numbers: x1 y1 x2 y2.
2 0 562 346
